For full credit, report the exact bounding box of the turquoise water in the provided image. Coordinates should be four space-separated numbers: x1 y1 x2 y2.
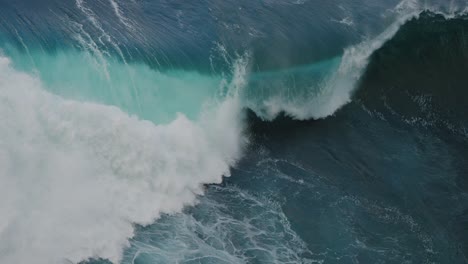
0 1 467 263
2 44 223 123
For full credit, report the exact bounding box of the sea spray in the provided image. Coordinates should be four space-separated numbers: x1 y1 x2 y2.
0 55 247 263
244 0 468 120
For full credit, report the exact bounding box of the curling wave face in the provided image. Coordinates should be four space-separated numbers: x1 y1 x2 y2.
0 0 468 263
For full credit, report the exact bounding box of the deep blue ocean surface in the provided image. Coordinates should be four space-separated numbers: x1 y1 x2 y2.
0 0 467 263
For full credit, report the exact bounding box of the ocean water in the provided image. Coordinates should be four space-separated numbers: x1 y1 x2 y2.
0 0 467 263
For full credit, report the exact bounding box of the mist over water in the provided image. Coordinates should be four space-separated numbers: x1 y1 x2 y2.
0 0 467 263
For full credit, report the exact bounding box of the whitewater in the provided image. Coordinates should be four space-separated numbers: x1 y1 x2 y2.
0 0 467 263
0 55 247 263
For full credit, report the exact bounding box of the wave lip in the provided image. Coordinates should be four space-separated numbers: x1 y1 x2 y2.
244 0 468 121
1 0 468 263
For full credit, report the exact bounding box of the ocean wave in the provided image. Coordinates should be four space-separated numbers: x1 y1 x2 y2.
243 2 468 121
0 0 467 263
0 55 246 263
356 12 468 137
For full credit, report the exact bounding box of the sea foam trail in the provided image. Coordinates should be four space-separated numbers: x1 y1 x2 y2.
0 55 246 264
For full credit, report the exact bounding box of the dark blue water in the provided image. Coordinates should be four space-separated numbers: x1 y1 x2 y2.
0 1 467 264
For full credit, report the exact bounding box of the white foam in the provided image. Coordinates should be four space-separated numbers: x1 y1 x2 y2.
0 56 246 263
260 0 468 120
109 0 137 32
126 186 314 264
